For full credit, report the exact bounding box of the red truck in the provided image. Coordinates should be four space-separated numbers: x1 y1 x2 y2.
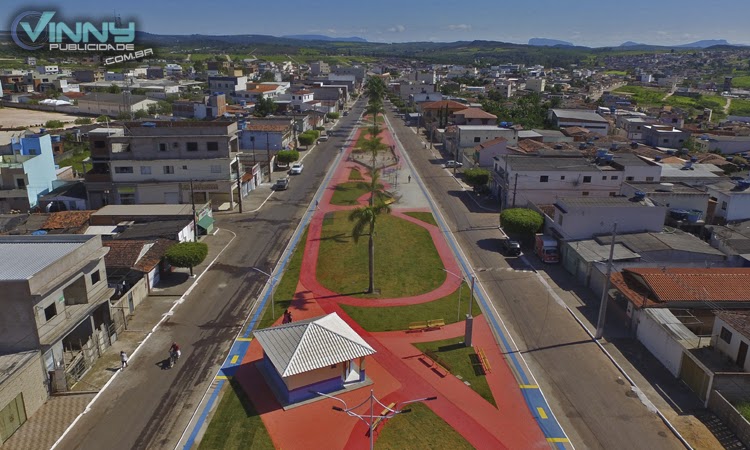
534 234 559 263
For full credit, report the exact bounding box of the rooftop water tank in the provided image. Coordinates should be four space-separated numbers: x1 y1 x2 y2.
686 210 703 223
633 191 646 201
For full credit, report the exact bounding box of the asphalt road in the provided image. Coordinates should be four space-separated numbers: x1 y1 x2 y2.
383 105 684 450
54 98 368 450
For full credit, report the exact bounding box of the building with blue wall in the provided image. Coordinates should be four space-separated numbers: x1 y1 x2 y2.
0 133 57 212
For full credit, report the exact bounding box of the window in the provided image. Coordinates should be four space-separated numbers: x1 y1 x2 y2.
249 136 255 142
44 303 57 321
140 166 151 175
610 192 617 197
159 143 167 152
602 176 607 180
611 175 619 180
582 191 589 196
115 166 134 174
28 148 37 155
120 193 135 205
721 201 728 210
583 176 591 183
163 166 174 174
646 177 654 182
626 176 634 181
720 327 733 344
473 137 481 143
207 141 219 151
211 165 222 173
540 175 549 183
663 139 669 144
15 178 26 189
94 140 106 149
560 176 566 180
91 271 101 285
186 142 198 151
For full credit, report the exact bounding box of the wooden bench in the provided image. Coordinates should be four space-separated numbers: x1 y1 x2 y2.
474 346 492 374
408 321 428 331
370 402 397 435
427 318 446 329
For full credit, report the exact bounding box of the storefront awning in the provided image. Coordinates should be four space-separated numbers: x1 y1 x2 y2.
197 215 215 230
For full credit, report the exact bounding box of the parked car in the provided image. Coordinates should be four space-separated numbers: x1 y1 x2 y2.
274 177 289 190
290 163 304 174
445 160 463 168
500 238 522 256
276 161 289 170
343 111 349 116
318 135 329 142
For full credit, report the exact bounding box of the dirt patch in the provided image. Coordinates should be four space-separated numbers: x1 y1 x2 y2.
0 107 83 129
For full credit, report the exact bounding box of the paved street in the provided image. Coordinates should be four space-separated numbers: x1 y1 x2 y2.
383 106 685 450
52 99 368 450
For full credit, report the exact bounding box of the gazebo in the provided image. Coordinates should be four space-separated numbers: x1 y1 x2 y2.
254 312 376 405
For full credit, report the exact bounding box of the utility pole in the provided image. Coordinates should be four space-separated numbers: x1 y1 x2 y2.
502 157 509 210
453 127 460 176
512 173 519 207
595 222 618 340
235 154 243 213
189 179 197 242
266 132 272 182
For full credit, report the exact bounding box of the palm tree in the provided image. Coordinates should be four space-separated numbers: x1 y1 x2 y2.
364 77 386 102
349 202 391 294
365 101 384 136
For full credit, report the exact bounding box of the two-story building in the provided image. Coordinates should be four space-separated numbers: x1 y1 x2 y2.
0 235 115 395
642 125 690 149
0 133 57 213
491 155 624 208
239 119 294 152
450 108 498 126
84 122 241 210
707 180 750 223
207 75 248 96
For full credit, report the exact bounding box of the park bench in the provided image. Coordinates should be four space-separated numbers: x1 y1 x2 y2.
369 402 397 435
408 321 428 331
427 318 446 329
475 346 492 374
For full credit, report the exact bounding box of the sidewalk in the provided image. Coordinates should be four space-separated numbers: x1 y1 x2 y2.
2 230 234 450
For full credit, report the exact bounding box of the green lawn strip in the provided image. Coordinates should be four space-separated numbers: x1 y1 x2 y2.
403 211 438 227
256 228 308 330
604 70 627 76
348 168 364 180
375 402 473 450
413 337 496 407
730 76 750 89
729 99 750 116
733 402 750 421
198 379 275 450
665 94 726 113
340 285 481 332
57 149 90 169
317 211 444 298
330 182 384 205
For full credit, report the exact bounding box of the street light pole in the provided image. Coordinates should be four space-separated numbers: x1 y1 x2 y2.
442 268 464 322
317 389 437 450
595 222 618 340
252 267 280 319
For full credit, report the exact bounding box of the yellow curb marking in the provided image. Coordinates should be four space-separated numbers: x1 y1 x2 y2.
231 355 239 364
519 384 539 389
537 407 548 419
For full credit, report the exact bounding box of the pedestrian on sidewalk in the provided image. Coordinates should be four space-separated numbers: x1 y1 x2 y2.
120 351 129 369
315 199 319 209
408 175 411 183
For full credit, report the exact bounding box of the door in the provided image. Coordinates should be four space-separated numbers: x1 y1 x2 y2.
0 394 26 443
738 341 749 368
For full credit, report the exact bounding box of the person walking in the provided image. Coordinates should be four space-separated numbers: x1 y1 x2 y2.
408 175 411 183
120 351 129 370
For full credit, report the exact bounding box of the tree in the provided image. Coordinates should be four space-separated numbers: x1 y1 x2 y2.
96 115 109 123
463 168 490 190
107 84 121 94
255 97 276 117
298 133 315 147
276 150 299 164
165 242 208 277
364 77 386 103
349 202 391 294
500 208 543 238
327 112 340 120
260 71 276 82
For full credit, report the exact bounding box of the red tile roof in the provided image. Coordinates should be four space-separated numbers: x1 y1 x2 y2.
611 268 750 309
453 108 497 120
133 239 174 273
421 100 468 111
560 126 590 135
104 240 150 269
42 211 94 230
474 137 507 151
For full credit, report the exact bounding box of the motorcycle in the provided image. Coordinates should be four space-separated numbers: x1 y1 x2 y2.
169 349 181 368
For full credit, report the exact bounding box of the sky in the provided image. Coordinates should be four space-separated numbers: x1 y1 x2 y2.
5 0 750 48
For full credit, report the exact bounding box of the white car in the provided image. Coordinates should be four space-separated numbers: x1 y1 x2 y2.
445 160 463 168
290 163 304 174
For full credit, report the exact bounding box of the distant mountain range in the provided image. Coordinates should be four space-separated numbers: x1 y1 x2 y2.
282 34 367 43
620 39 732 49
528 38 574 47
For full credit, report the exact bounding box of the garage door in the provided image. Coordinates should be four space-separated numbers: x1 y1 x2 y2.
0 394 26 443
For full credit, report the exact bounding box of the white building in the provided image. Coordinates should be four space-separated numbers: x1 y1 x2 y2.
712 311 750 372
550 196 667 241
707 180 750 223
526 78 546 93
549 109 610 135
696 135 750 155
77 93 157 117
621 182 710 218
451 125 518 150
207 75 248 95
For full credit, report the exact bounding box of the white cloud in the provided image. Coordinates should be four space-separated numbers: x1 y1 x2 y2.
447 24 472 31
326 28 337 34
387 25 406 33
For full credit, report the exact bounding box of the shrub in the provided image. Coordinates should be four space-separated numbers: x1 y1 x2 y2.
500 208 543 237
463 168 490 189
165 242 208 276
276 150 299 164
327 112 340 120
44 120 64 129
298 133 315 146
74 117 93 125
96 115 109 123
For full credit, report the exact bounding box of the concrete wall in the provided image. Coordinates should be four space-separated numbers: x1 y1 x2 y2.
458 127 518 147
0 352 48 441
636 310 685 377
708 390 750 448
712 317 750 372
285 364 342 391
553 204 667 240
